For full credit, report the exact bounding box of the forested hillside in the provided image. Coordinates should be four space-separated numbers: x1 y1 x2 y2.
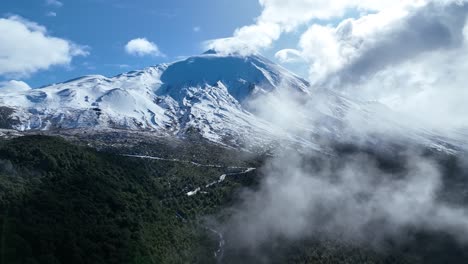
1 136 468 264
0 136 256 264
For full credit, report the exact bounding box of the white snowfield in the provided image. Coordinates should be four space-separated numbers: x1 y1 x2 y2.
0 50 463 152
0 51 310 147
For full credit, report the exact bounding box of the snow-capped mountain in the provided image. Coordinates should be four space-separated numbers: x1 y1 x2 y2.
0 50 463 152
0 51 313 147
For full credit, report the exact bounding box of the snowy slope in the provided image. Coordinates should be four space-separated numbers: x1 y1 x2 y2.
0 51 314 148
0 51 463 152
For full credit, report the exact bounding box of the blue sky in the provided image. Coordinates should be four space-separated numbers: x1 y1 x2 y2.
1 0 466 133
0 0 266 87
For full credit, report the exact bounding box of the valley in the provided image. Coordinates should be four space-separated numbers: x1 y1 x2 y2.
2 1 468 263
1 133 468 263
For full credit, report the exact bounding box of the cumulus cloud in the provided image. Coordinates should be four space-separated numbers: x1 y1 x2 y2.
206 0 416 54
256 0 406 32
206 22 281 55
125 38 164 57
0 16 88 77
292 1 468 132
301 2 468 84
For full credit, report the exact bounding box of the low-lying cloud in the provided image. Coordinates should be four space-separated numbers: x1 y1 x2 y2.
214 0 468 256
225 149 468 251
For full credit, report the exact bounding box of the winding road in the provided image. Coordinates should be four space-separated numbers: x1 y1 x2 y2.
123 154 256 197
124 153 255 262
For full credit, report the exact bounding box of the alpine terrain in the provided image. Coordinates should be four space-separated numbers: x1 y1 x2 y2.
1 51 468 264
0 50 462 153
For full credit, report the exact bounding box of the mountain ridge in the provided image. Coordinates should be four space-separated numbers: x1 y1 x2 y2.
0 51 463 153
0 52 311 149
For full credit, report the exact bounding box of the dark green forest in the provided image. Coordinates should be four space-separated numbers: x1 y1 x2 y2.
0 135 257 264
1 135 468 264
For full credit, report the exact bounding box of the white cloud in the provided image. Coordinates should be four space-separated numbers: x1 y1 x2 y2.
226 148 468 249
294 1 468 131
257 0 413 29
125 38 164 57
0 16 89 77
275 49 304 63
206 22 281 55
0 80 31 93
214 0 468 252
207 0 417 54
46 11 57 17
208 0 468 133
300 2 464 84
46 0 63 7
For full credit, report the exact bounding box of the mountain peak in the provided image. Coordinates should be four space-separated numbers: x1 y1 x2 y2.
0 50 310 147
200 48 263 59
202 49 218 55
158 50 309 103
